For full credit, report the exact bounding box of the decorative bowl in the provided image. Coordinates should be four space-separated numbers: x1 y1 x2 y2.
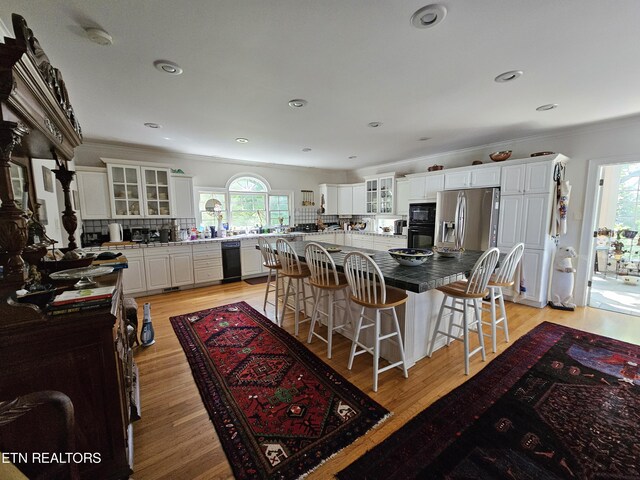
433 246 464 258
388 248 433 266
489 150 512 162
472 160 483 165
530 151 554 157
427 165 444 172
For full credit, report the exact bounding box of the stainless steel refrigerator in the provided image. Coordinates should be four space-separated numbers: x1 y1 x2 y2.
435 187 500 251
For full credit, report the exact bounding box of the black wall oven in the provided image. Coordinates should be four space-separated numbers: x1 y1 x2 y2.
408 202 436 249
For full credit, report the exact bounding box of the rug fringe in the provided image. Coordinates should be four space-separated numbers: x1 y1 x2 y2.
297 411 394 480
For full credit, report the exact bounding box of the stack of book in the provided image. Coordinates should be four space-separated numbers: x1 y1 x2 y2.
47 286 116 316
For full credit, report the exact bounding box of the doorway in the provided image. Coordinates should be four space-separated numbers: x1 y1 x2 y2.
588 162 640 315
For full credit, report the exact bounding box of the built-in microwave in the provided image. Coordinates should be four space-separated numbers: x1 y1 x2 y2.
408 202 436 249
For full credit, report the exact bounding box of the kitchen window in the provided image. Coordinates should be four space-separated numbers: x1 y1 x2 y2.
197 176 291 231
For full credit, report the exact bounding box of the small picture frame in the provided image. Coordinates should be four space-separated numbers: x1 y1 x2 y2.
42 165 54 193
37 198 48 225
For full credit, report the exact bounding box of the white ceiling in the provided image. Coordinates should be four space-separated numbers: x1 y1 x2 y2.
3 1 640 169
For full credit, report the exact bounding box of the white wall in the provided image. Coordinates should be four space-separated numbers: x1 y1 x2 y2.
74 142 348 208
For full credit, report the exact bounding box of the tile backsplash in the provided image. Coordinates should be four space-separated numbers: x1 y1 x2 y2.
82 218 197 235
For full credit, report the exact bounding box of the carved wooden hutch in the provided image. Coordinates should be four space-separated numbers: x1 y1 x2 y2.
0 14 134 479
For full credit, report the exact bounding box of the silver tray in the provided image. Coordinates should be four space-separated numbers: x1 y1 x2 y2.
50 266 114 288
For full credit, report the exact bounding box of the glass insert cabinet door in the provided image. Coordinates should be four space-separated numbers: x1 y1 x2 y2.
366 179 378 214
379 176 394 214
107 165 142 218
142 167 172 217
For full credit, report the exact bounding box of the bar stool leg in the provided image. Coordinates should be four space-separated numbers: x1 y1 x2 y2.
263 268 273 313
274 270 280 324
348 306 366 370
473 298 486 361
327 291 334 358
280 277 292 327
373 309 381 392
489 286 498 353
447 298 457 346
463 302 470 375
294 278 301 336
391 307 408 378
499 288 510 343
428 295 448 357
307 288 322 344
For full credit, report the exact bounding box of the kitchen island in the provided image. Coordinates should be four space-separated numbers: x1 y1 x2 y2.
267 240 490 368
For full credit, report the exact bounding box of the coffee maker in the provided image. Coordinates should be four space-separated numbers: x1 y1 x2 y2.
394 219 407 235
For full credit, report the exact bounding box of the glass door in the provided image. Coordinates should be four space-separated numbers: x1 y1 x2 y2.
142 167 172 217
379 176 394 214
108 165 142 217
366 179 378 214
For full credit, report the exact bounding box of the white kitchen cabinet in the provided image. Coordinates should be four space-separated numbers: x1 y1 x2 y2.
408 174 426 199
104 160 175 218
141 167 173 217
193 243 223 284
373 236 406 251
76 168 111 219
333 232 345 246
395 179 409 215
337 185 353 215
106 164 143 218
351 234 374 250
144 253 172 290
365 175 395 214
311 233 336 244
144 246 193 290
424 174 445 200
498 193 551 250
352 184 366 214
319 184 338 215
121 250 146 295
241 239 264 276
342 233 353 247
501 160 554 195
171 175 195 218
169 247 195 286
444 166 500 190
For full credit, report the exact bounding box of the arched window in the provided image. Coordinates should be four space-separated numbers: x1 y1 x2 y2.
197 175 291 232
228 177 267 193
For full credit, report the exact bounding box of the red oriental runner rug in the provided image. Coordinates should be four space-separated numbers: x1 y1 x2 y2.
338 322 640 480
170 301 389 479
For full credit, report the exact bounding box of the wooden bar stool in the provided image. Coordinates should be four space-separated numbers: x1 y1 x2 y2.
428 248 500 375
258 236 282 323
343 251 409 392
482 243 524 352
276 238 313 335
304 242 352 359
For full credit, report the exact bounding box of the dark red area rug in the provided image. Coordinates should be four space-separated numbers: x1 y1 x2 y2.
338 322 640 480
170 301 389 479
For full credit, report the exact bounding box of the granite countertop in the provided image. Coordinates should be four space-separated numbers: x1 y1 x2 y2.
269 240 485 294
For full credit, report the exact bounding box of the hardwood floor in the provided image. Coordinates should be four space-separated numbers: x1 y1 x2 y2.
131 281 639 479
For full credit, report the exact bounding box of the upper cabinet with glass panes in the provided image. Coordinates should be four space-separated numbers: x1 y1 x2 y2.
142 167 172 217
365 173 395 214
105 161 173 218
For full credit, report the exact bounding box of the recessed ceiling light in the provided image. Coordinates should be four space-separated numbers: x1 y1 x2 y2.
419 137 431 141
367 122 382 128
288 99 308 108
536 103 558 111
144 122 162 129
236 137 249 143
411 4 447 29
154 60 183 75
348 155 357 159
302 148 312 152
84 27 113 46
494 70 523 83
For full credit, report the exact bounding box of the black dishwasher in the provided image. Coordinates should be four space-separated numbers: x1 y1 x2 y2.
221 240 242 283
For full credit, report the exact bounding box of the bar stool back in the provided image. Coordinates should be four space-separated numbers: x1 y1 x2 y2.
276 238 313 335
343 251 409 392
257 236 282 323
483 242 524 352
428 247 500 375
304 242 352 358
